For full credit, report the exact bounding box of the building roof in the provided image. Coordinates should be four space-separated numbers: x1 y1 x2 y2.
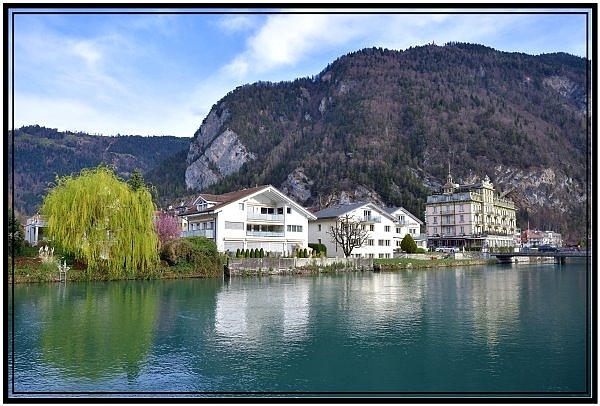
384 206 424 225
181 185 317 220
313 202 397 222
313 202 368 219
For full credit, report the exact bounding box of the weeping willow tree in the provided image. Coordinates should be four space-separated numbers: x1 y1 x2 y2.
41 166 159 279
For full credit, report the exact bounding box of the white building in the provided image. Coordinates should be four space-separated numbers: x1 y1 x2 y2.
178 185 316 255
384 207 427 251
309 202 403 258
425 173 517 250
24 215 47 246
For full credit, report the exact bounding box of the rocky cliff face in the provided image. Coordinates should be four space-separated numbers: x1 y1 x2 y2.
185 108 256 190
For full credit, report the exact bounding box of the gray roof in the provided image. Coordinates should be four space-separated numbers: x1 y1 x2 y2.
383 206 424 225
313 202 371 219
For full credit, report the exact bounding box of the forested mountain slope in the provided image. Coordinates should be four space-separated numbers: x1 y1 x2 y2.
185 43 589 242
8 125 190 216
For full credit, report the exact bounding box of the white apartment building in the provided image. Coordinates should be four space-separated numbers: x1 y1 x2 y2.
384 207 427 251
178 185 316 255
425 173 517 250
309 202 407 258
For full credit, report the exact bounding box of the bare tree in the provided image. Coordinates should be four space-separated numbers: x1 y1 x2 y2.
327 214 370 257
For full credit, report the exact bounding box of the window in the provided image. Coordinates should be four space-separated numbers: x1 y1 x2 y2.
277 207 284 215
364 210 371 218
239 203 244 210
287 207 292 214
409 228 416 235
369 225 374 231
287 225 303 232
433 217 437 224
261 207 275 214
367 239 374 246
384 225 390 232
460 214 464 223
378 239 384 246
396 227 401 234
318 224 322 232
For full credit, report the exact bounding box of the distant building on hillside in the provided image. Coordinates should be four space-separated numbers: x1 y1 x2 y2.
521 229 562 248
425 173 517 250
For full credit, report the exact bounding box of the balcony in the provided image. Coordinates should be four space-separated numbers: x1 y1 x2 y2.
362 215 381 223
247 213 285 222
246 230 285 238
182 229 215 239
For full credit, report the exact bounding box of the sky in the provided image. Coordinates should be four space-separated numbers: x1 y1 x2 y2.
7 6 592 138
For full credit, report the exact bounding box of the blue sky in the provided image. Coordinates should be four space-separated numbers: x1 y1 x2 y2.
7 6 592 138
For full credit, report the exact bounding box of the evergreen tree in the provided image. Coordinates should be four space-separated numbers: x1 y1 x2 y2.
400 234 418 254
8 209 24 256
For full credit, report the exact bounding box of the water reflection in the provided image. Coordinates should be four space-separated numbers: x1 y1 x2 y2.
15 281 159 384
9 264 589 396
215 277 309 346
468 267 520 354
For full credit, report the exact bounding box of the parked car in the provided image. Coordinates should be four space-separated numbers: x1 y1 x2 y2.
435 247 458 253
538 245 559 252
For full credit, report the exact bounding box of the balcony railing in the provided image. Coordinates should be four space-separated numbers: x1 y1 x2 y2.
247 213 285 222
363 215 381 223
246 231 285 238
182 229 215 238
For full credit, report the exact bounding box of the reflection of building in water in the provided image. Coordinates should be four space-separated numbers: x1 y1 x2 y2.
467 270 520 351
215 280 309 344
341 273 424 334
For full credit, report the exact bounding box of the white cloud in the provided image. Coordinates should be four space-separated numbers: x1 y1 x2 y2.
218 14 257 33
71 39 103 66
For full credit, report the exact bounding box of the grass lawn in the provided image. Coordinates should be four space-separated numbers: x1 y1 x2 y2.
375 256 497 270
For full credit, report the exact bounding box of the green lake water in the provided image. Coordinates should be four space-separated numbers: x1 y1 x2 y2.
7 261 591 399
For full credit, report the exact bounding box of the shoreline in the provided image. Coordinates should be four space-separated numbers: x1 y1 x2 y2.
8 256 501 284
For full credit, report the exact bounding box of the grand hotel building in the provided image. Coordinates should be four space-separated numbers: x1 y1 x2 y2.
425 173 518 250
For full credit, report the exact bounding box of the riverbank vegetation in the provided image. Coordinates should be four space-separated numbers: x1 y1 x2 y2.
9 239 224 283
9 166 223 283
375 257 497 271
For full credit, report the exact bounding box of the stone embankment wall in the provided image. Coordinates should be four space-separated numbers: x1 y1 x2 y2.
225 257 374 276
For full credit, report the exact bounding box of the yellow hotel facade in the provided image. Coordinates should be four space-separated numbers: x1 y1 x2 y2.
425 173 518 250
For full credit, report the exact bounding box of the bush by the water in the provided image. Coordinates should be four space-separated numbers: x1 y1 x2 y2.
308 243 327 257
160 236 221 277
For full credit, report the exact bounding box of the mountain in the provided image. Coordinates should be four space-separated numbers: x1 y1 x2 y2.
8 125 191 216
185 43 590 242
